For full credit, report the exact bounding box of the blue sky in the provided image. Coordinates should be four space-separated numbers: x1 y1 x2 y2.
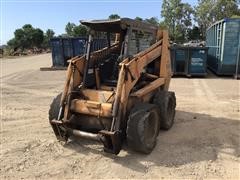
1 0 198 45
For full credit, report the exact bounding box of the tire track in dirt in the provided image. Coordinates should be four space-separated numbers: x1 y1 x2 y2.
199 79 218 102
192 79 219 106
2 84 57 97
1 70 36 82
192 80 205 98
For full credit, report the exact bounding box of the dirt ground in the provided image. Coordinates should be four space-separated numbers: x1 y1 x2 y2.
1 54 239 179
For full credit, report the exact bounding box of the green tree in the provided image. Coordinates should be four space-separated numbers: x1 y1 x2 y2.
145 17 159 26
7 24 44 50
231 15 240 18
32 28 44 48
180 3 194 40
135 17 143 21
7 38 18 50
161 0 194 41
188 26 201 40
65 22 76 36
13 29 26 49
73 25 88 37
161 0 181 40
159 21 168 29
195 0 218 38
214 0 240 20
195 0 240 38
108 14 120 19
65 22 88 37
135 16 160 26
15 24 34 49
46 29 55 40
43 29 55 48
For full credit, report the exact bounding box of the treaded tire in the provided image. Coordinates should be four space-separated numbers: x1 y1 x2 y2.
127 103 160 154
49 93 62 120
153 91 176 130
49 93 66 141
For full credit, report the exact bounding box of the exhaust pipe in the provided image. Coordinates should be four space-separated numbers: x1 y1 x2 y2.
68 128 101 141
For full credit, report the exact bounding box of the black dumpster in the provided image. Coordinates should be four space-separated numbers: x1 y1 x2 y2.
170 46 208 77
50 37 108 67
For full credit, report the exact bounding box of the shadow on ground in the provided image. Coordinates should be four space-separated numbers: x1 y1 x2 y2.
64 110 240 173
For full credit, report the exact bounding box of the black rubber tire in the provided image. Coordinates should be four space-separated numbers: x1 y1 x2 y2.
153 91 176 130
49 93 62 120
49 93 66 141
127 103 160 154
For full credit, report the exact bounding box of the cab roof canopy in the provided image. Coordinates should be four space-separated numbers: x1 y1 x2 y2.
80 18 158 34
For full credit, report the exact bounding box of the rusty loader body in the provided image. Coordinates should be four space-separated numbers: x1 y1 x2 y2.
49 18 176 154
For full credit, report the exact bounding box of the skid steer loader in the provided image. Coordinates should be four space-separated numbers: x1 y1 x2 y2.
49 18 176 154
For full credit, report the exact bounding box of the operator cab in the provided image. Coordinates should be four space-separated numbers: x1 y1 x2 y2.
80 18 158 89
